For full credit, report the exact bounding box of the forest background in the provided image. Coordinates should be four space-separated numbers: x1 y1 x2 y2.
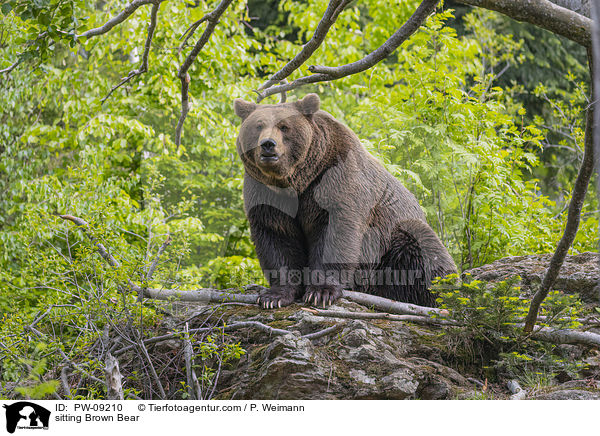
0 0 596 399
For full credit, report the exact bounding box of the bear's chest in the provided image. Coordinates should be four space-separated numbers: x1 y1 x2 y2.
297 191 328 237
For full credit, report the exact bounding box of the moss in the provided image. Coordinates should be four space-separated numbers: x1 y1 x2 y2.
249 344 269 361
272 306 299 320
268 320 295 329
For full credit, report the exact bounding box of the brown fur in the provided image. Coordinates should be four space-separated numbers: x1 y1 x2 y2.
234 94 456 308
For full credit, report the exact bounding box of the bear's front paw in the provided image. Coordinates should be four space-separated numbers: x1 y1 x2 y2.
303 284 343 308
257 285 299 309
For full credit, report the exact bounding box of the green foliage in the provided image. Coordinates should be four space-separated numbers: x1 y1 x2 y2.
0 0 595 399
433 275 588 383
435 275 529 338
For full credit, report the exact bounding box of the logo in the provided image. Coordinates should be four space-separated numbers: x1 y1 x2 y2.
3 402 50 434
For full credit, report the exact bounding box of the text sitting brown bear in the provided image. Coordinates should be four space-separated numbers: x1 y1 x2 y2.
234 94 456 309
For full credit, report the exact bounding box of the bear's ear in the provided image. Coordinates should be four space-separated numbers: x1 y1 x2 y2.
295 93 320 115
234 99 257 120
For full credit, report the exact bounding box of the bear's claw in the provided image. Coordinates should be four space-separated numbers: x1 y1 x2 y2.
303 285 343 308
257 285 297 309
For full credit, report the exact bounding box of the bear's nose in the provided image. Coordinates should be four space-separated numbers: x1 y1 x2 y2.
259 138 277 153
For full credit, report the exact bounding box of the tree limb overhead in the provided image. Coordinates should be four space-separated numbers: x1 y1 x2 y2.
457 0 592 47
256 0 440 101
78 0 157 40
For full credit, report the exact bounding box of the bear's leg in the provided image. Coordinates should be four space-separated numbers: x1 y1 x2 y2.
366 220 457 307
303 227 353 308
248 205 308 309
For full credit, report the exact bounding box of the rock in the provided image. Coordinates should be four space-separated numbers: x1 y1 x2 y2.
211 300 474 400
535 389 600 400
159 253 600 400
464 252 600 302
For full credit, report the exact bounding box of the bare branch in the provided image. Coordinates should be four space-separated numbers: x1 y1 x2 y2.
136 284 447 317
59 215 121 268
342 289 445 317
135 284 259 304
0 59 21 75
457 0 592 47
113 321 292 356
101 1 162 104
523 323 600 348
78 0 156 40
175 0 234 148
178 15 211 54
302 323 345 340
137 338 166 398
60 367 72 397
257 0 440 101
183 323 201 400
257 0 352 92
146 234 171 281
301 307 459 326
592 0 600 269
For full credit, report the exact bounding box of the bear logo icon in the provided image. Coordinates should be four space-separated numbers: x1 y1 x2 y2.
3 402 51 433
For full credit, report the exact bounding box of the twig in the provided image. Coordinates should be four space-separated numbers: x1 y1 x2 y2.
113 321 292 356
101 1 162 104
60 367 72 398
257 0 352 92
257 0 440 101
59 215 121 268
78 0 156 39
146 234 171 281
301 307 459 326
0 59 22 75
175 0 234 148
26 325 105 385
178 15 210 54
183 323 201 400
137 338 166 399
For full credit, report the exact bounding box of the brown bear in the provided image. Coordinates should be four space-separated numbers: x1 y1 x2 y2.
234 93 456 308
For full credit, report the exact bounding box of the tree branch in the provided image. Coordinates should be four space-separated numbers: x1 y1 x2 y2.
0 59 21 75
113 321 292 356
256 0 440 101
78 0 156 40
178 15 210 54
523 84 595 332
59 215 121 268
302 323 345 340
301 307 459 326
101 1 162 104
456 0 591 47
175 0 234 148
146 234 171 281
257 0 352 93
183 323 202 400
592 0 600 268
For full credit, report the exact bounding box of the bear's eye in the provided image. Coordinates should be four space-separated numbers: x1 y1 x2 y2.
255 123 264 131
279 124 289 133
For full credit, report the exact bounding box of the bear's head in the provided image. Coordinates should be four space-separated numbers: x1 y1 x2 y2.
234 94 320 183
